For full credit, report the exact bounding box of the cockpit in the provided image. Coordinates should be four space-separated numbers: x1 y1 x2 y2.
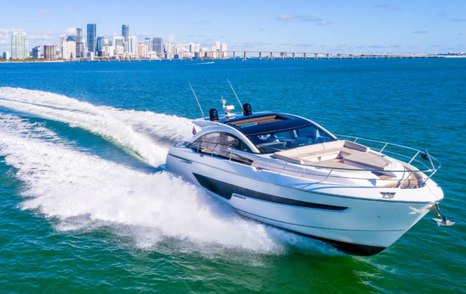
226 113 336 153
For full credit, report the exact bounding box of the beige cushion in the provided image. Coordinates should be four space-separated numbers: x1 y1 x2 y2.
272 140 389 170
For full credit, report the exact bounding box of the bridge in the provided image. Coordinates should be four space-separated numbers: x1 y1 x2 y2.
78 50 441 62
225 51 439 60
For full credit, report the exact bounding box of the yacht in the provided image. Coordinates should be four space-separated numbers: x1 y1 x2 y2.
166 101 453 255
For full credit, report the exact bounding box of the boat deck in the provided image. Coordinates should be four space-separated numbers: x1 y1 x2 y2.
272 140 391 170
269 140 423 188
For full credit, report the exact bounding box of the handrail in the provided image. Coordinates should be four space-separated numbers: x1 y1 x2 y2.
254 134 440 188
306 134 442 187
336 134 441 173
180 134 441 189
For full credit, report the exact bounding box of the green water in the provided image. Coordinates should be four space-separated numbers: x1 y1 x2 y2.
0 59 464 293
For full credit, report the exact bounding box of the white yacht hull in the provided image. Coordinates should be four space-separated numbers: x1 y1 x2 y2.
166 147 443 255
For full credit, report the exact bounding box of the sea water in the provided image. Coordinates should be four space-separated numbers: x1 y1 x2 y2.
0 59 464 293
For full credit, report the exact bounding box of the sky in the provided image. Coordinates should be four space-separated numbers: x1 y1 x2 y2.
0 0 465 54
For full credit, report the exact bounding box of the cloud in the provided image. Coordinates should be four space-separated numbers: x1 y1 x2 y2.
451 18 466 22
64 27 77 35
413 30 428 34
436 11 447 17
335 44 350 48
194 20 211 25
230 41 270 50
0 27 25 37
361 44 402 49
0 27 63 42
23 32 58 48
351 44 404 53
276 14 298 21
187 34 206 39
374 4 400 11
280 42 315 49
0 28 26 50
29 33 57 41
200 38 215 45
36 9 48 17
276 14 333 26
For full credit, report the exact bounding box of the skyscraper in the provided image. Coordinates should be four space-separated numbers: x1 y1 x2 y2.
87 24 97 54
122 24 129 42
153 37 163 58
2 51 11 60
11 32 28 59
96 36 108 56
113 36 125 55
76 28 84 58
62 36 76 60
144 38 153 51
128 35 137 54
32 46 41 59
43 45 55 60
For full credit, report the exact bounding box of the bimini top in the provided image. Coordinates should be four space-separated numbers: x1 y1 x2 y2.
202 107 337 153
224 112 313 136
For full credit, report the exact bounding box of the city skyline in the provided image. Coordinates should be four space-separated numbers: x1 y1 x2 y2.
5 25 229 61
0 0 465 54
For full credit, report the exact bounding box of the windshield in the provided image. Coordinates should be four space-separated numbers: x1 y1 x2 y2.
247 124 335 153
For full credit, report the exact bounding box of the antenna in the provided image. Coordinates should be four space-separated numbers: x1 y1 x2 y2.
226 79 243 111
188 82 205 117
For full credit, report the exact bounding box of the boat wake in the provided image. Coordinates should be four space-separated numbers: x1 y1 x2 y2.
0 87 193 166
0 87 336 256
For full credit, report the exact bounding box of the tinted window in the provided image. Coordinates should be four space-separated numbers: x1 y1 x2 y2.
191 132 252 153
248 125 335 153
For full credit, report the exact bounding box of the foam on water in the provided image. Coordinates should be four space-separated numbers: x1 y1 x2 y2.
0 114 283 253
0 87 193 166
0 88 336 256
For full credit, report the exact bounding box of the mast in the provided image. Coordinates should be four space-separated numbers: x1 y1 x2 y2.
226 79 243 111
188 82 205 117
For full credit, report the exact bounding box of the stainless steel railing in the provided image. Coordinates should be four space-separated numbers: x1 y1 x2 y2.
336 134 441 178
181 136 441 189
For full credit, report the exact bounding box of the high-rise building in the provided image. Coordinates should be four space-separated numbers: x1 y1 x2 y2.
76 28 84 58
32 46 41 59
122 24 129 42
113 36 125 55
96 36 104 52
43 45 56 60
11 32 28 59
211 41 228 59
66 35 76 42
144 38 153 51
62 38 76 60
153 37 163 58
137 43 149 57
87 24 97 54
2 51 11 60
165 42 175 59
128 35 137 55
220 43 228 59
76 27 82 40
96 36 109 56
189 43 200 53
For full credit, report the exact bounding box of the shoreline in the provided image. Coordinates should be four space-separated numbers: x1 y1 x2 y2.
1 54 466 64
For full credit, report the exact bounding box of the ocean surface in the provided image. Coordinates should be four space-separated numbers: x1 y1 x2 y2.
0 59 464 293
